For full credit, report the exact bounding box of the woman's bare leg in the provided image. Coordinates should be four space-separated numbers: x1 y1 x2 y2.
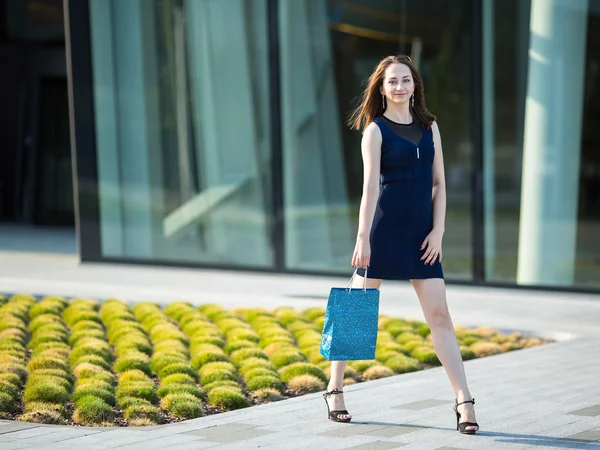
326 274 382 420
411 278 478 432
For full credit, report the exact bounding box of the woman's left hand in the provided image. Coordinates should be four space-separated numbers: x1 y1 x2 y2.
420 228 443 265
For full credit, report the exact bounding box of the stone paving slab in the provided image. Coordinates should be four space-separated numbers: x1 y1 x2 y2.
1 253 600 448
1 341 599 449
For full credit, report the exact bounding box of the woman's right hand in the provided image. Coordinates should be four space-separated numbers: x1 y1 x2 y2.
351 238 371 269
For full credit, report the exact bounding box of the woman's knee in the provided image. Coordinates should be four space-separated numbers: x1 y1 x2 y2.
426 306 453 329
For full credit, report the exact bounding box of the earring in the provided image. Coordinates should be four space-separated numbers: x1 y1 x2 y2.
411 93 415 108
382 94 386 109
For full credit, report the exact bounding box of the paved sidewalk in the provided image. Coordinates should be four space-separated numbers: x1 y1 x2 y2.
1 251 600 449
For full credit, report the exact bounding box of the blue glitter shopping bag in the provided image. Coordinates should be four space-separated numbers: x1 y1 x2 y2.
320 268 380 361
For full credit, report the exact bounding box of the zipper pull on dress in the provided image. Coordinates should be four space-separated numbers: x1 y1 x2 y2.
417 147 420 159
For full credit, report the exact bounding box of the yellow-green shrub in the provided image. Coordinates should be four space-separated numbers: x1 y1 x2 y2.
202 380 242 393
245 376 284 393
270 349 306 368
157 383 203 399
252 388 284 402
199 362 237 377
279 362 327 384
123 404 162 423
23 383 69 404
230 348 268 366
73 396 114 425
160 393 203 419
411 346 441 365
19 408 66 425
113 354 152 376
162 373 196 386
208 387 250 410
286 375 324 393
115 382 159 404
385 355 422 374
362 365 395 380
470 342 503 357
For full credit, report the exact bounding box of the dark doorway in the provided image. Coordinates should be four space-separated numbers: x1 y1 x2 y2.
34 76 72 225
0 0 73 227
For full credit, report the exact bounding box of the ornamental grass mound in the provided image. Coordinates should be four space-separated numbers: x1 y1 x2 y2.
0 293 551 427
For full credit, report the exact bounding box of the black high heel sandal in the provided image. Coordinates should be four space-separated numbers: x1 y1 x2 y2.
454 398 479 434
323 388 352 423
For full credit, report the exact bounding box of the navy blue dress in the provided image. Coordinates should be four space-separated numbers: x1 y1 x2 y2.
356 116 444 280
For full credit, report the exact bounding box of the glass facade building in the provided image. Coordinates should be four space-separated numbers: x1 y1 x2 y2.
64 0 600 291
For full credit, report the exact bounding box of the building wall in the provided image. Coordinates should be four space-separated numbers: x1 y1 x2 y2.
67 0 600 291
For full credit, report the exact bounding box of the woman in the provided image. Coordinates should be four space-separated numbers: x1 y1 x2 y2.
322 55 479 434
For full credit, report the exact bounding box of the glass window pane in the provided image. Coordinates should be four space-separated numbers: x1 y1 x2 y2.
279 0 474 279
89 0 274 267
485 0 600 288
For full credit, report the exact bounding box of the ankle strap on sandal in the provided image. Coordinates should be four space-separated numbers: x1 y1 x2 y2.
456 398 475 407
324 388 344 396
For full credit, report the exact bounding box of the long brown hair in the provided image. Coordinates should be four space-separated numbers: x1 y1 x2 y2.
347 55 435 131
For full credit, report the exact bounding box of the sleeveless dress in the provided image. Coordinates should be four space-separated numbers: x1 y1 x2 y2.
356 116 444 280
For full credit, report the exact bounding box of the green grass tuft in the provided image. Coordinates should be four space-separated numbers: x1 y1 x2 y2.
161 373 196 386
71 319 104 333
23 401 66 415
73 363 114 382
19 409 67 425
27 368 73 383
115 382 159 404
29 300 66 320
160 393 203 419
26 374 72 393
245 376 284 393
362 365 395 380
208 387 250 410
411 346 441 365
63 309 103 328
69 329 106 345
243 367 278 380
0 391 18 413
270 349 306 369
198 362 237 377
286 374 325 393
251 387 284 402
201 380 242 393
157 383 204 400
116 395 152 410
72 396 114 425
190 351 229 369
75 377 114 391
226 328 260 343
71 354 112 372
384 355 422 374
158 363 198 381
117 369 151 384
23 383 70 404
230 348 268 366
113 354 152 376
123 404 163 423
460 346 477 360
69 342 113 364
150 356 186 375
222 340 257 354
279 362 327 383
238 358 276 376
199 370 237 387
27 355 69 373
0 373 23 388
72 387 115 407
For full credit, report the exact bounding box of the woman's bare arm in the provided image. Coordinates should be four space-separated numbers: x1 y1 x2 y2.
352 122 382 268
431 121 447 233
